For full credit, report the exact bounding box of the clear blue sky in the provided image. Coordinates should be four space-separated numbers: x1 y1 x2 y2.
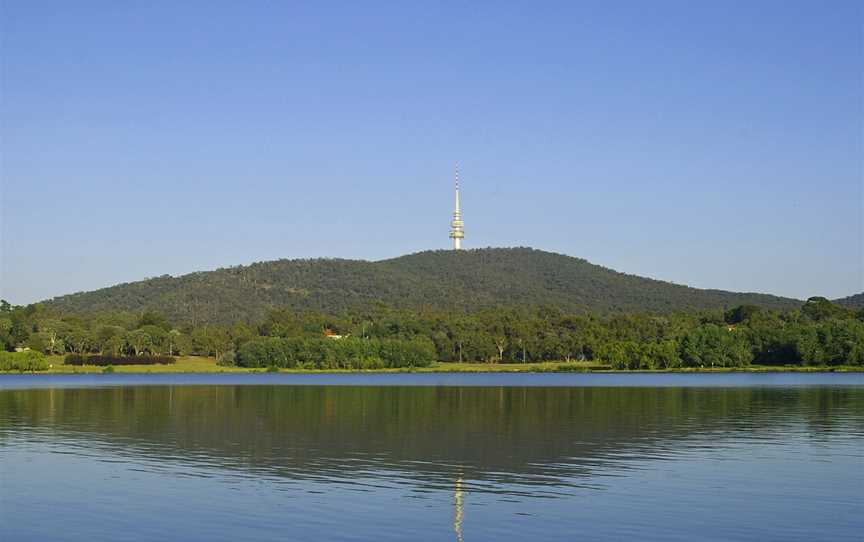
1 0 861 305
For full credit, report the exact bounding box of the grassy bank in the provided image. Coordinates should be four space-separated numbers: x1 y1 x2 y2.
0 355 859 374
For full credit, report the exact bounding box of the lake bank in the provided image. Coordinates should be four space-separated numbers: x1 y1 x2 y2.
1 355 861 374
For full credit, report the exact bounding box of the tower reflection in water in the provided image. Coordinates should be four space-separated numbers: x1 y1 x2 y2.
454 474 464 542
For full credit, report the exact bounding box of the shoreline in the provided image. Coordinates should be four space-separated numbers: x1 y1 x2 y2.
1 356 862 375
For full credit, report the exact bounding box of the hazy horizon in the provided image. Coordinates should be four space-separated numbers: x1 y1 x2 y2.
2 1 862 304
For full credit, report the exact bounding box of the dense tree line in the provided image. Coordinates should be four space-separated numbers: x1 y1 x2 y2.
0 302 240 360
235 337 436 369
2 296 863 369
43 248 802 325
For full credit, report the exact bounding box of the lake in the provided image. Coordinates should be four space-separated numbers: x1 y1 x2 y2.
1 373 862 541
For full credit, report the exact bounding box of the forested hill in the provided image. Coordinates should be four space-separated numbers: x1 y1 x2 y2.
44 248 801 324
835 293 864 310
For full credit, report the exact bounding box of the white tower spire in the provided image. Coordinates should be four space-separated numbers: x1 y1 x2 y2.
449 166 464 250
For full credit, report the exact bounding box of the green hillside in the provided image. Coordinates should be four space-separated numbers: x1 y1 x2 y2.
44 247 801 324
835 293 864 310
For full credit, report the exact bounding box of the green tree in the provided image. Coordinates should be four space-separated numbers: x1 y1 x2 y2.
25 333 48 353
645 340 681 369
139 325 168 354
801 297 847 322
127 329 153 356
595 341 626 369
138 311 170 331
680 325 752 368
93 325 124 355
724 305 762 325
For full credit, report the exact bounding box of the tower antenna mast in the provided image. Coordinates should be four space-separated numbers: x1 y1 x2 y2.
449 166 465 250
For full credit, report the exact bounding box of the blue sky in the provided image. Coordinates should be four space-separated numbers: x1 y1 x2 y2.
1 0 861 304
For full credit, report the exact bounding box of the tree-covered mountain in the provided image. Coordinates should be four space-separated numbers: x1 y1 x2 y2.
835 293 864 310
44 247 802 324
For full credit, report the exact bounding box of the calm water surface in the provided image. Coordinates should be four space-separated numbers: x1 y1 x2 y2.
1 374 862 541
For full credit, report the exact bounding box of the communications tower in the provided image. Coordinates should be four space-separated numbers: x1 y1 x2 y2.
449 168 464 250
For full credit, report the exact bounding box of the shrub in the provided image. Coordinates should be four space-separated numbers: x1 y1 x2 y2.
64 354 175 366
0 350 50 371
